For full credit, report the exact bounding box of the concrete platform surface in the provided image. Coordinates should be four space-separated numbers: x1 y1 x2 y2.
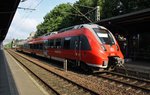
0 50 47 95
125 61 150 73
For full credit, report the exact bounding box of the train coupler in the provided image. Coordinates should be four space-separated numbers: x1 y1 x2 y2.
107 57 124 69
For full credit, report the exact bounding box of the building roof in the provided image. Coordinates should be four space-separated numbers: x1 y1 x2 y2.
95 8 150 26
0 0 20 41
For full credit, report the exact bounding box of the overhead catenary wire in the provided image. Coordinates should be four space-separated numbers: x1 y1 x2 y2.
69 3 93 23
73 3 94 9
34 0 44 9
84 7 97 16
13 0 44 39
68 3 99 22
18 7 35 11
13 1 95 40
61 12 83 17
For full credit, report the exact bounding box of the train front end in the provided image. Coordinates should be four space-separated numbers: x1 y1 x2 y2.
85 24 124 70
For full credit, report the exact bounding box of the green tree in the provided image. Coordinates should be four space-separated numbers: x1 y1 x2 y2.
120 0 150 13
34 0 150 37
102 0 150 18
35 3 72 37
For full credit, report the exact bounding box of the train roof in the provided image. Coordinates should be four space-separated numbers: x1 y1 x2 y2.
58 23 107 33
41 31 58 37
81 24 107 30
27 24 109 43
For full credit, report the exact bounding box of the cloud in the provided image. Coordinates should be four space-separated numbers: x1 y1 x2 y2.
13 11 38 31
22 18 38 31
5 11 38 40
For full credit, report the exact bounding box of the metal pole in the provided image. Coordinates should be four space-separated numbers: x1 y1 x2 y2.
69 3 93 23
64 59 67 71
95 6 100 21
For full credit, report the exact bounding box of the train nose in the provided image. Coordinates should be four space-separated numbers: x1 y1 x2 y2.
108 57 124 67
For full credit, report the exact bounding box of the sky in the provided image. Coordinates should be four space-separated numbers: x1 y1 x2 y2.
4 0 78 44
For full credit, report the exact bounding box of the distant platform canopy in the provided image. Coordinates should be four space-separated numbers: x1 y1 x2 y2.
0 0 20 41
95 8 150 31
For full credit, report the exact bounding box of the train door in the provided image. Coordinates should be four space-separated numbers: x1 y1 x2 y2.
43 40 48 57
74 36 82 65
73 35 91 63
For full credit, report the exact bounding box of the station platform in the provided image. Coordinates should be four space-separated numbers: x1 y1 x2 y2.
0 50 47 95
125 60 150 73
116 59 150 79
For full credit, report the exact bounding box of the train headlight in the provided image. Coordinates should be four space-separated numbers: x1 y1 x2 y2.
103 60 108 66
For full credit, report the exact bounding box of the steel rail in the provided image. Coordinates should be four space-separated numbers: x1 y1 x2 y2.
94 71 150 92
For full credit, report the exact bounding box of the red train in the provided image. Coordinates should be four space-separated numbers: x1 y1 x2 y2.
16 24 124 71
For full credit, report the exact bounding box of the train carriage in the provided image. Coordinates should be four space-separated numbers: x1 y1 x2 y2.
16 24 124 71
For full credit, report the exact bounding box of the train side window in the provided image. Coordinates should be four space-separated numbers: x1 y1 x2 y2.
34 44 36 49
37 44 39 49
38 44 40 49
32 44 34 49
61 38 64 48
39 44 43 50
24 44 29 49
80 35 91 50
48 39 54 48
36 44 38 49
29 44 33 49
29 44 32 49
32 44 35 49
30 44 32 49
70 36 78 49
34 44 37 49
44 40 48 47
64 37 71 49
56 39 61 49
41 44 44 50
53 40 56 48
23 44 25 49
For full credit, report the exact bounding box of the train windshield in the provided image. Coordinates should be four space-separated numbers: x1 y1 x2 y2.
93 28 115 45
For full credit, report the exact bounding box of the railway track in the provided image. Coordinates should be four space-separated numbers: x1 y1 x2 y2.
115 67 150 79
7 50 99 95
6 49 150 95
94 71 150 93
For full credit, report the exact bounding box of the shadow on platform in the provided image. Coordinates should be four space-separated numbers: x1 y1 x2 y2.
0 50 19 95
